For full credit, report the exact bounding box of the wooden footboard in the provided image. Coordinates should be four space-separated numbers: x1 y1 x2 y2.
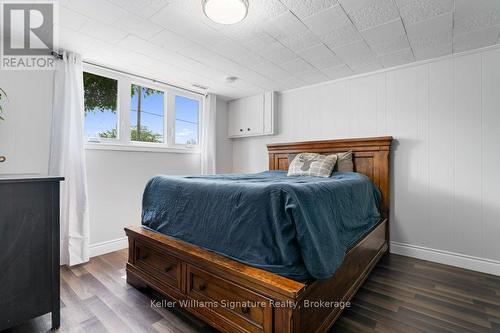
125 219 387 333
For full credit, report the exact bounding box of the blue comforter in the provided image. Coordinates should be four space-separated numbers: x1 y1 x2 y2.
142 171 381 281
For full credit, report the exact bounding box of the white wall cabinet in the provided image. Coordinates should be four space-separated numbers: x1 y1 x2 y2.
227 92 276 138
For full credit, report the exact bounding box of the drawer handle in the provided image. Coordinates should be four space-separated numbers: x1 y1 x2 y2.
241 306 250 314
0 156 5 163
140 253 149 260
199 282 207 291
164 264 173 272
239 129 243 132
247 128 251 131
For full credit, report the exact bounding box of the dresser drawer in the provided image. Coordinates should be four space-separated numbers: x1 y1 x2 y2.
134 241 181 291
186 265 272 333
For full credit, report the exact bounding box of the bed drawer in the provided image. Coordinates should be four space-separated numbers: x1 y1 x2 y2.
134 241 181 291
186 265 272 333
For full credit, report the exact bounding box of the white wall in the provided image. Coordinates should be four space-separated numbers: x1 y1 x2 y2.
215 98 233 173
85 149 200 254
0 69 230 257
0 71 54 175
232 46 500 275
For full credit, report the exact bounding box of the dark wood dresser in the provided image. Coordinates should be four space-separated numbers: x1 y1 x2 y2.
0 176 63 330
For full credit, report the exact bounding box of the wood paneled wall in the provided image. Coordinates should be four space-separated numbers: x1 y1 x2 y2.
231 46 500 273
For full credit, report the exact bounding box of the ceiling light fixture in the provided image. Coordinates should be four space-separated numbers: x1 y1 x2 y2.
202 0 249 25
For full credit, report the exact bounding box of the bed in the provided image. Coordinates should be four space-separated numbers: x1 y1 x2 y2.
125 136 392 333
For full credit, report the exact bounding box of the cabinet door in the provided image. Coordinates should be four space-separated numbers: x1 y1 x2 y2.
0 182 53 330
244 94 264 135
228 99 245 137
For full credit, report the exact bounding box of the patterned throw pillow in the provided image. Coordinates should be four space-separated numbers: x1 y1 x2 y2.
287 153 338 177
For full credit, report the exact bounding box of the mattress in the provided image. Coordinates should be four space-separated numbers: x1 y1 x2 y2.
141 171 381 281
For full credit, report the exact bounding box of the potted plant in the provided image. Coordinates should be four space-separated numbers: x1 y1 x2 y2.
0 88 6 121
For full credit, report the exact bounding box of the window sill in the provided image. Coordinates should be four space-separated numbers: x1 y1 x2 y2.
84 142 201 154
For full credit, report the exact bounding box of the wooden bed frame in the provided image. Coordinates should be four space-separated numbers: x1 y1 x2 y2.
125 136 392 333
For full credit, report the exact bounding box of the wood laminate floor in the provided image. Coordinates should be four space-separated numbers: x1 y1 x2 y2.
3 250 500 333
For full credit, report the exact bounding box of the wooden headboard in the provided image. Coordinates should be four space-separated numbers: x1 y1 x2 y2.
267 136 393 217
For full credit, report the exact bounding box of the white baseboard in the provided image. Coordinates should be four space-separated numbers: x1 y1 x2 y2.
89 237 128 258
87 238 500 275
390 241 500 276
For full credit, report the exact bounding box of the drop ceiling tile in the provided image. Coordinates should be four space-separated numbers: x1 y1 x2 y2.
148 29 194 52
108 0 170 18
308 55 344 70
234 51 268 68
297 44 343 69
150 5 198 32
57 26 94 50
211 41 267 67
251 0 290 20
168 0 254 32
59 7 88 31
298 44 335 61
251 62 293 81
406 12 452 49
378 47 414 67
280 31 321 52
181 44 241 74
259 42 298 63
454 0 500 35
245 74 281 91
239 32 277 50
282 0 339 19
264 11 308 40
361 19 405 44
395 0 453 25
322 64 354 79
150 4 221 45
321 23 363 49
338 0 400 30
221 24 262 42
149 48 200 68
276 77 308 91
369 35 411 55
114 13 163 40
79 20 128 44
117 35 164 56
454 25 500 53
332 40 376 67
295 70 331 85
412 43 451 60
351 61 383 74
62 0 128 24
302 5 349 35
211 41 250 59
279 58 316 73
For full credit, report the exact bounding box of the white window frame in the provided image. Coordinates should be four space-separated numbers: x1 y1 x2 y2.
171 89 203 149
83 67 121 144
129 80 168 146
83 64 202 154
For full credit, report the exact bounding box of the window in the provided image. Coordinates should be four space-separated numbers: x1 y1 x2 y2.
130 84 165 143
83 72 118 140
83 65 202 152
175 95 199 146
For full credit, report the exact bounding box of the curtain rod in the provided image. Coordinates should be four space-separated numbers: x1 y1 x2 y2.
51 51 208 97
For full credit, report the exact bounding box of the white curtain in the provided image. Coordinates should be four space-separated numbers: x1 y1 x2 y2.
48 51 89 266
201 93 217 175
